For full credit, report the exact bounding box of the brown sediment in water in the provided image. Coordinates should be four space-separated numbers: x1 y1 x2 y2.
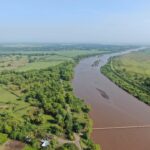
72 48 150 150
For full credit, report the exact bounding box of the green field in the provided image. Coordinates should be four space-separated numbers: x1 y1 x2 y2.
101 49 150 104
0 87 17 102
16 61 64 72
112 50 150 76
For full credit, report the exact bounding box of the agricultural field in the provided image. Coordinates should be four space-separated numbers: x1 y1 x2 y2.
101 49 150 104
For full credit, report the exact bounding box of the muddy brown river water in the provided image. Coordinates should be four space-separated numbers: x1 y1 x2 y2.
72 48 150 150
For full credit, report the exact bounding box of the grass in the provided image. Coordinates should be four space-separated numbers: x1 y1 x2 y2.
16 61 64 72
112 50 150 76
0 55 28 72
0 86 34 119
0 86 17 103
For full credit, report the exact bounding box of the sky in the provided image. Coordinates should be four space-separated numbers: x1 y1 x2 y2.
0 0 150 44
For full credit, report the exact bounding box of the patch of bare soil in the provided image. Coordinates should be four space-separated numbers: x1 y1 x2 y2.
4 140 25 150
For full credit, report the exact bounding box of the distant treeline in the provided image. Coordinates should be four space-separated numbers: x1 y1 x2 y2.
0 44 138 53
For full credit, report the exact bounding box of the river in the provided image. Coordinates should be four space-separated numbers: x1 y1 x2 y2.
72 48 150 150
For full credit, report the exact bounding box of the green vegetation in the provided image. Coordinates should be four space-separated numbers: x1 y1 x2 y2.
101 49 150 104
0 62 97 149
0 44 136 149
57 143 79 150
0 133 8 144
17 61 64 72
0 49 102 72
0 44 137 72
0 87 17 102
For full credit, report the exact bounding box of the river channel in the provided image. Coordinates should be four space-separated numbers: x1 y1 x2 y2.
72 48 150 150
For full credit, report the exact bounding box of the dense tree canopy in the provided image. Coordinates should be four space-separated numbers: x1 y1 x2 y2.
0 62 96 149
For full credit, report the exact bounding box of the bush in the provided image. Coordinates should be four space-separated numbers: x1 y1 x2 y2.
0 133 8 144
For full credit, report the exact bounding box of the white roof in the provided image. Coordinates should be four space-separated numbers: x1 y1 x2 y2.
41 140 50 147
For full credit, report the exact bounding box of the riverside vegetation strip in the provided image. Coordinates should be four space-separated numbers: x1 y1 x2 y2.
101 49 150 105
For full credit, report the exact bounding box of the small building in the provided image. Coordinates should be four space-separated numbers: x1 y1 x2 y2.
41 139 50 147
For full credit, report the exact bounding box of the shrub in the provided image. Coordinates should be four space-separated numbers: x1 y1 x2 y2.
0 133 8 144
